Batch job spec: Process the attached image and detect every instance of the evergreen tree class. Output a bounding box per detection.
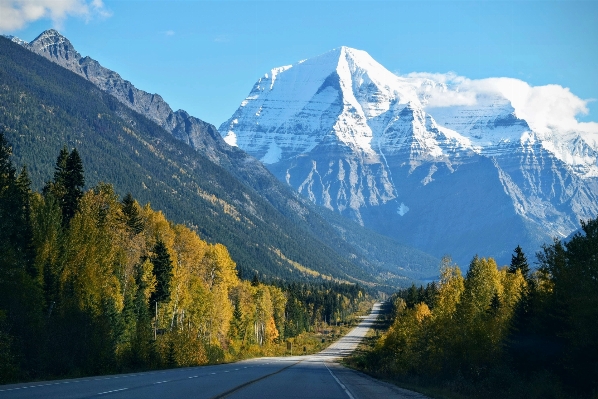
[0,134,35,275]
[508,245,530,280]
[62,148,84,224]
[0,133,18,270]
[404,284,418,308]
[15,167,36,278]
[43,147,85,226]
[538,218,598,393]
[0,133,45,382]
[150,240,173,305]
[229,298,243,340]
[53,147,69,190]
[121,193,144,235]
[251,272,260,287]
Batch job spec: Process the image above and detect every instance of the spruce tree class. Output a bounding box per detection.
[150,240,173,305]
[0,134,34,274]
[53,147,69,189]
[121,193,144,235]
[508,245,530,280]
[16,166,35,278]
[43,147,85,226]
[0,133,17,250]
[62,148,84,225]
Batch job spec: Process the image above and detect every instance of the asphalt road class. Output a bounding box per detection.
[0,303,428,399]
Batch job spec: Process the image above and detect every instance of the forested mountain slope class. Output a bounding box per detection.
[0,36,438,285]
[6,31,441,283]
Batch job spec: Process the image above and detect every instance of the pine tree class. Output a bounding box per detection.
[62,148,84,225]
[121,193,144,235]
[0,132,18,264]
[404,284,418,308]
[150,240,173,305]
[53,147,69,189]
[16,166,36,278]
[43,147,85,226]
[251,272,260,287]
[0,134,34,274]
[508,245,530,280]
[0,133,45,381]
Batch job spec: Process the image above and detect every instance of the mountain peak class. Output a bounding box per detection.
[301,46,379,73]
[36,28,63,38]
[31,29,71,45]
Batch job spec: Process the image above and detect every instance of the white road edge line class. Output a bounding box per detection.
[325,363,355,399]
[98,388,128,395]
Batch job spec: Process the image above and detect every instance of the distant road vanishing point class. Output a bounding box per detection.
[0,303,428,399]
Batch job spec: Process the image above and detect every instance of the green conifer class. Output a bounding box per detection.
[150,240,173,304]
[121,193,144,235]
[62,148,84,224]
[508,245,530,280]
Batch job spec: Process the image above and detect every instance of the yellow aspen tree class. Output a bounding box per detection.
[186,275,211,338]
[201,244,237,346]
[168,225,207,331]
[253,285,274,346]
[265,316,279,344]
[495,267,526,340]
[59,185,124,316]
[454,256,503,368]
[414,302,432,323]
[434,259,465,320]
[231,281,256,346]
[268,285,286,340]
[141,205,176,254]
[30,193,62,287]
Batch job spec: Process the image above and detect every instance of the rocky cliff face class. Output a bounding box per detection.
[220,46,598,265]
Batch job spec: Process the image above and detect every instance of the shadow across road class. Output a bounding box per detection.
[0,303,428,399]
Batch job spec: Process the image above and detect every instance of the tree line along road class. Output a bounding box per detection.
[0,303,429,399]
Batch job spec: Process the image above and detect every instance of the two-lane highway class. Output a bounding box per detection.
[0,303,429,399]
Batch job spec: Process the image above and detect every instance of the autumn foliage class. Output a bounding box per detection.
[365,226,598,398]
[0,138,368,382]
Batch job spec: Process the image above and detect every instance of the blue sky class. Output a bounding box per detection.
[2,0,597,127]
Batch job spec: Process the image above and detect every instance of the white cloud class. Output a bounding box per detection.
[0,0,111,33]
[164,30,175,36]
[405,72,598,135]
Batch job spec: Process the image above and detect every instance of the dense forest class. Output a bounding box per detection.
[352,230,598,398]
[0,134,369,383]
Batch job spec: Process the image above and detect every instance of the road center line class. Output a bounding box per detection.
[209,360,302,399]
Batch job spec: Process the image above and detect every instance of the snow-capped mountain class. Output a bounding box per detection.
[220,46,598,265]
